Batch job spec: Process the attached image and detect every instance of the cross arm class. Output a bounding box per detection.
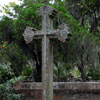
[50,24,72,42]
[23,26,42,44]
[23,24,72,44]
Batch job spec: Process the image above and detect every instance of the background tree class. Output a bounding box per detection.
[0,0,100,82]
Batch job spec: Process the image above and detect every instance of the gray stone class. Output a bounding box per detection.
[23,5,72,100]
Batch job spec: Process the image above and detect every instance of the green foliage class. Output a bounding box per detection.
[0,0,100,82]
[0,64,14,83]
[71,67,81,79]
[53,3,100,81]
[0,64,24,100]
[22,64,35,81]
[12,3,44,41]
[87,68,100,80]
[0,41,23,75]
[54,62,68,82]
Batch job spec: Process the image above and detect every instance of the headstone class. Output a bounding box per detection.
[23,5,72,100]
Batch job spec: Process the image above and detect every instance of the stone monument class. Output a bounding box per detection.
[23,5,71,100]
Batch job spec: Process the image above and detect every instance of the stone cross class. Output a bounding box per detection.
[23,5,71,100]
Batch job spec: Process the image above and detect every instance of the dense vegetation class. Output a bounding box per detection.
[0,0,100,91]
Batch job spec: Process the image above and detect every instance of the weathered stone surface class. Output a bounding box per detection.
[23,26,41,44]
[15,82,100,92]
[54,24,72,42]
[23,5,72,100]
[23,24,72,43]
[23,26,35,44]
[15,82,100,100]
[38,5,57,18]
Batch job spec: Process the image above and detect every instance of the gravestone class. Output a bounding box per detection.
[23,5,71,100]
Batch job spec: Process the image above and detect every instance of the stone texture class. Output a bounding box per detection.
[23,5,72,100]
[15,82,100,100]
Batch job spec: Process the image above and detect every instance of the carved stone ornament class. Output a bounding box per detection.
[38,5,57,18]
[23,26,35,44]
[57,24,72,42]
[50,24,72,42]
